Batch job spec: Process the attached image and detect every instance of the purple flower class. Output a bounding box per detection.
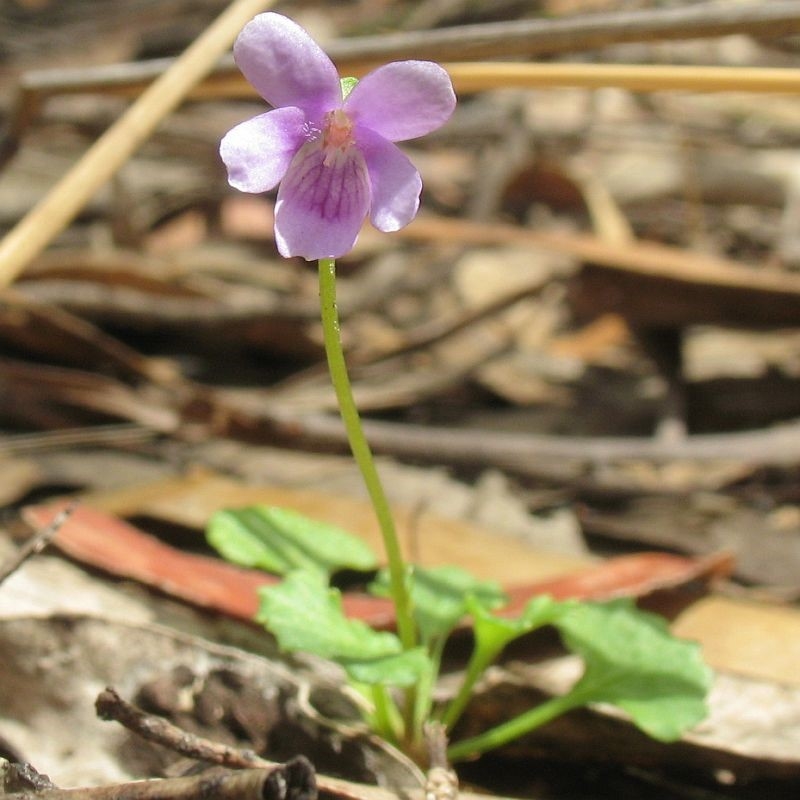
[220,13,456,260]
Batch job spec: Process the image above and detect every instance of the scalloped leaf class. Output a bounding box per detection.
[471,594,567,664]
[257,570,428,686]
[207,505,377,578]
[556,599,712,741]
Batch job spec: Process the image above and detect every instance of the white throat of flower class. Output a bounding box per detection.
[321,108,356,167]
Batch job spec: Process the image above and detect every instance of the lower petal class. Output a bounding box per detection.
[358,129,422,232]
[220,107,306,193]
[274,140,371,260]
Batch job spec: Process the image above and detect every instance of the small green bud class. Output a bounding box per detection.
[340,76,359,99]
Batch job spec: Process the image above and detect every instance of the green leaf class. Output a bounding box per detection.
[448,598,712,761]
[342,648,432,686]
[206,505,378,579]
[257,571,428,686]
[372,565,506,646]
[471,594,567,664]
[555,600,712,741]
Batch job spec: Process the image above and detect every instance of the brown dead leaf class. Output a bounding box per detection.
[0,457,41,506]
[673,595,800,688]
[65,469,590,585]
[549,313,632,363]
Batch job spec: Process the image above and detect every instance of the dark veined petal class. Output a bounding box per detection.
[358,127,421,232]
[234,13,341,116]
[274,140,371,259]
[344,61,455,142]
[220,107,307,193]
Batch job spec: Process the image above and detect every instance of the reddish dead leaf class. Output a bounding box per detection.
[23,502,273,621]
[548,313,631,362]
[23,501,728,628]
[502,550,734,620]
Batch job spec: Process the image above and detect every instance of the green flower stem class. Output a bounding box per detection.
[318,257,416,652]
[447,691,586,762]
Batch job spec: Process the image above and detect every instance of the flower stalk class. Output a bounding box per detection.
[318,257,417,654]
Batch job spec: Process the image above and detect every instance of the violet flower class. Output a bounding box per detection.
[220,13,456,260]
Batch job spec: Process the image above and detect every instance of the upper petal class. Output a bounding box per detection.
[274,141,371,259]
[344,61,456,142]
[234,13,341,116]
[220,106,307,193]
[358,127,421,232]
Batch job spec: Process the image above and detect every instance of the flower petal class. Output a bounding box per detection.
[358,127,421,232]
[345,61,456,142]
[274,141,371,259]
[234,13,341,116]
[220,107,307,193]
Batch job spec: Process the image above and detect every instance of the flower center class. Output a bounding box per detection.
[321,109,355,167]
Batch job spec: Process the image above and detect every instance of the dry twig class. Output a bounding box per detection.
[0,501,77,587]
[0,424,155,458]
[8,0,800,109]
[444,62,800,94]
[423,724,458,800]
[95,688,266,770]
[1,766,315,800]
[93,689,506,800]
[328,0,800,63]
[0,0,278,289]
[279,411,800,470]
